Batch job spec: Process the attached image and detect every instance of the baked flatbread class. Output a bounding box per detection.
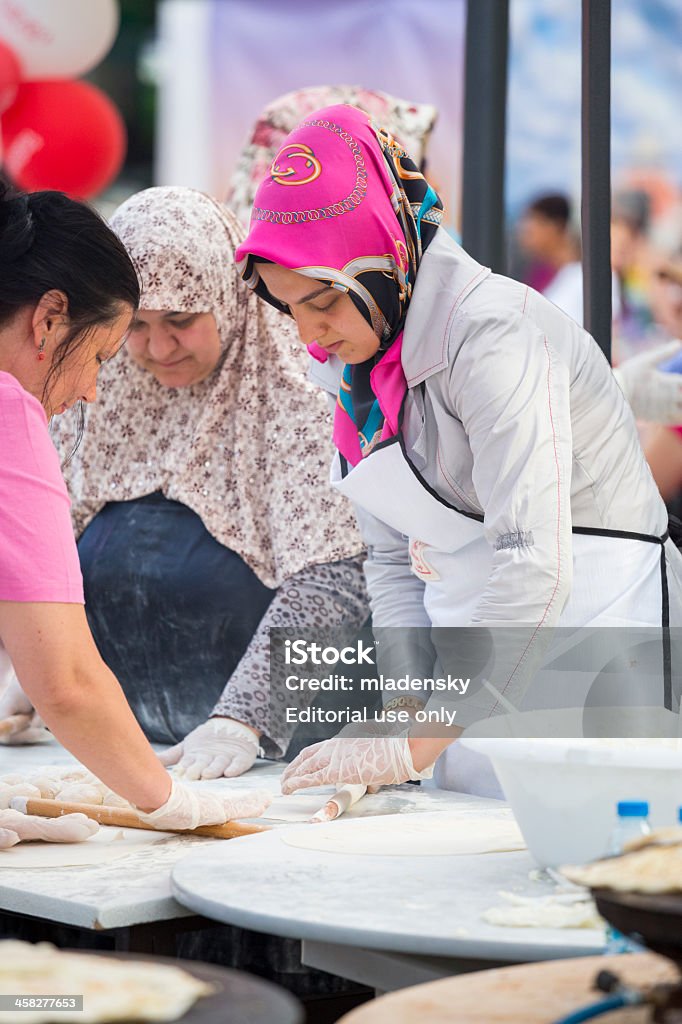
[563,845,682,894]
[624,825,682,852]
[0,941,214,1022]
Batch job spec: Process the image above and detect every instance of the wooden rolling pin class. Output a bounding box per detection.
[9,796,270,840]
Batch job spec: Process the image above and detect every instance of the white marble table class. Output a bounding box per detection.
[0,742,462,939]
[171,803,605,992]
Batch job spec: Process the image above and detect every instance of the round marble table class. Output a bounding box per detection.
[171,816,604,963]
[336,953,678,1024]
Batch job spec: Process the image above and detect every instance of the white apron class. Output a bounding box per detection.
[331,433,674,798]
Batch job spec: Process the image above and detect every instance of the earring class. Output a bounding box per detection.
[37,337,46,362]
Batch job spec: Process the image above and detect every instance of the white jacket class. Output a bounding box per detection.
[309,229,680,630]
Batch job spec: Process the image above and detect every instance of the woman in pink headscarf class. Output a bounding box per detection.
[235,104,682,798]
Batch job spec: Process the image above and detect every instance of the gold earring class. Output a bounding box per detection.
[37,337,46,362]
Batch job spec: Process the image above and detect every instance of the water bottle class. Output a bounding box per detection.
[604,801,650,954]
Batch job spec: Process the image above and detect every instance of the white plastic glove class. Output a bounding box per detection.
[0,783,41,809]
[281,735,434,795]
[158,718,260,780]
[0,668,50,745]
[0,808,99,849]
[135,777,271,831]
[613,339,682,424]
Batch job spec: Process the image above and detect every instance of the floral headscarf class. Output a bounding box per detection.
[52,186,363,586]
[226,85,437,228]
[234,104,443,466]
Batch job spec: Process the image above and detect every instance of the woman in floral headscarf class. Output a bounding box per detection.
[45,186,368,777]
[235,103,682,798]
[226,84,437,228]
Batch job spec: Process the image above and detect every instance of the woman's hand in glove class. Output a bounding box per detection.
[0,671,51,745]
[136,777,271,831]
[281,735,434,795]
[158,718,260,780]
[613,339,682,424]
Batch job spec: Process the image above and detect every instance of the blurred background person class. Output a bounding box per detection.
[516,192,579,296]
[642,250,682,503]
[515,190,682,428]
[611,189,656,357]
[516,191,622,329]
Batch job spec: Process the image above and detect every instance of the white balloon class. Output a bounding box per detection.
[0,0,119,79]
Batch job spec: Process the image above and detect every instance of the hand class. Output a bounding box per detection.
[135,777,271,831]
[281,735,434,795]
[158,718,259,780]
[613,340,682,424]
[0,808,99,849]
[0,670,50,745]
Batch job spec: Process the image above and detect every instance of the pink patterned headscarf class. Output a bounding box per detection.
[226,85,437,229]
[235,103,443,465]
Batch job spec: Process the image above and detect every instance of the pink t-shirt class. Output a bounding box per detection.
[0,372,84,603]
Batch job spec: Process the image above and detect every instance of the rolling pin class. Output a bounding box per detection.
[9,796,269,840]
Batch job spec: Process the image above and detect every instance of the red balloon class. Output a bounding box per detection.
[1,79,126,198]
[0,39,21,112]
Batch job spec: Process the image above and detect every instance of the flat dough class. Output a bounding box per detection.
[0,826,171,868]
[281,814,526,856]
[482,891,603,930]
[483,900,602,930]
[0,940,213,1022]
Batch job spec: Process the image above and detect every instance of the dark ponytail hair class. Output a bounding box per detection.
[0,183,140,407]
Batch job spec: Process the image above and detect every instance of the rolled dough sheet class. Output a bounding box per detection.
[262,792,348,822]
[280,814,526,856]
[0,826,173,868]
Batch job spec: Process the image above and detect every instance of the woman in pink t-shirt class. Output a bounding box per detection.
[0,185,269,832]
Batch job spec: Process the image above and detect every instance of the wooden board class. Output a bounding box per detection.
[339,953,678,1024]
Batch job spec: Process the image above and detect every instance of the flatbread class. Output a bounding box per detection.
[625,826,682,852]
[563,845,682,894]
[0,941,213,1022]
[280,814,525,856]
[0,826,171,868]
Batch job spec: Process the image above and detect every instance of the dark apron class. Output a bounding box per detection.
[78,492,274,745]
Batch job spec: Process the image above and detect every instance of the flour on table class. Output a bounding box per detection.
[0,826,172,868]
[280,813,526,856]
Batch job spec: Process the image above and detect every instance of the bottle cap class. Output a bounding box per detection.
[617,800,649,817]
